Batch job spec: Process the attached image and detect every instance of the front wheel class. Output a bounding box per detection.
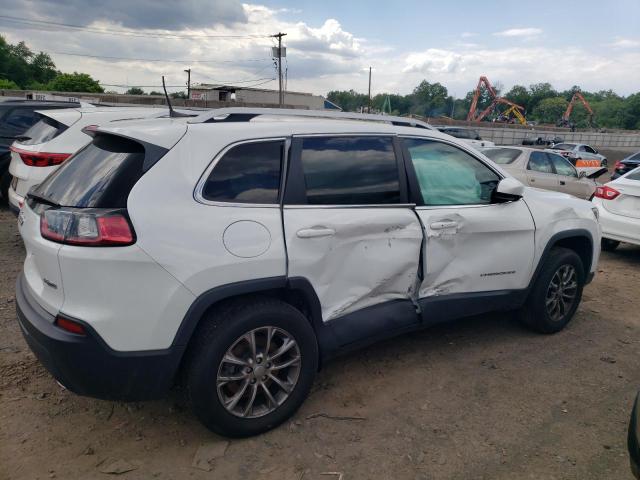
[517,247,585,334]
[601,238,620,252]
[186,298,318,437]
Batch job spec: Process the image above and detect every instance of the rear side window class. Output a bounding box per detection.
[33,135,146,208]
[300,136,400,205]
[548,153,577,177]
[202,141,283,204]
[483,148,521,164]
[4,108,40,130]
[20,115,68,145]
[528,152,554,173]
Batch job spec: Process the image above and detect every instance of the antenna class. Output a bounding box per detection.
[162,76,190,118]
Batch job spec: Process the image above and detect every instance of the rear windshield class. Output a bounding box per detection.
[627,152,640,161]
[626,169,640,181]
[20,115,68,145]
[551,143,575,150]
[483,148,522,164]
[32,134,146,208]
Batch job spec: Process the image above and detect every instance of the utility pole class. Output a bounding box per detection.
[184,68,191,100]
[272,32,287,107]
[367,66,372,113]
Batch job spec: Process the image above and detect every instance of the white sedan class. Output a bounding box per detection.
[592,167,640,251]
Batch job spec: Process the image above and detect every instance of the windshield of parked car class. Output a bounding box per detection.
[551,143,576,151]
[482,148,521,164]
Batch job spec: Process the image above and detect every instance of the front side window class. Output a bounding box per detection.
[548,153,577,177]
[404,138,500,206]
[202,140,283,204]
[300,136,400,205]
[528,151,554,173]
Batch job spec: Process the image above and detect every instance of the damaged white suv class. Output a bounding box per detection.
[15,108,600,437]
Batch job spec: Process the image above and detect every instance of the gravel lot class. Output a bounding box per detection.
[1,152,638,480]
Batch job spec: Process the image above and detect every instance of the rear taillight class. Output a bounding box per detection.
[594,185,620,200]
[55,315,86,335]
[614,161,624,170]
[10,146,71,167]
[40,209,135,246]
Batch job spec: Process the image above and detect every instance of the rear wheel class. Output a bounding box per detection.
[601,238,620,252]
[517,247,585,334]
[186,298,318,437]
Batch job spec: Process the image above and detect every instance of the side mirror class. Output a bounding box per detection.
[578,170,587,178]
[493,177,524,203]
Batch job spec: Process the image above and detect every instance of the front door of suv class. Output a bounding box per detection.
[401,138,535,320]
[283,135,424,326]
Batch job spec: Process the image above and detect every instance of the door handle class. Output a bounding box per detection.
[296,227,336,239]
[560,180,566,185]
[429,221,459,230]
[529,178,535,182]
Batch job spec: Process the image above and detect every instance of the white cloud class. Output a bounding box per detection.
[608,37,640,48]
[493,27,542,37]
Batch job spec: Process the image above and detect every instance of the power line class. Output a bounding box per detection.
[48,51,271,64]
[0,15,272,39]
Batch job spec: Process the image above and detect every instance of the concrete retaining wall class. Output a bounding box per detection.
[475,127,640,149]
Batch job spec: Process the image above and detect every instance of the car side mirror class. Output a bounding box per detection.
[493,177,524,203]
[578,171,587,178]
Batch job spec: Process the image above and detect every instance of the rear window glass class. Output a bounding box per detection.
[300,136,400,205]
[626,169,640,181]
[628,152,640,161]
[3,108,40,130]
[551,143,575,150]
[20,115,68,145]
[32,135,145,208]
[483,148,521,164]
[202,141,283,204]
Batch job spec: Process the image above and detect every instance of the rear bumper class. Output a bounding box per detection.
[7,186,22,213]
[596,202,640,246]
[15,273,184,401]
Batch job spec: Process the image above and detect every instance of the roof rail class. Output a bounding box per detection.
[188,107,434,130]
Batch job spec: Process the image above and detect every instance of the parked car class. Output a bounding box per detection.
[7,106,194,214]
[0,100,82,204]
[482,146,606,200]
[548,143,607,167]
[15,108,600,437]
[592,166,640,251]
[521,134,563,146]
[436,126,495,148]
[612,151,640,180]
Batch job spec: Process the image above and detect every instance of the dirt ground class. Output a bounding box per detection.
[1,150,639,480]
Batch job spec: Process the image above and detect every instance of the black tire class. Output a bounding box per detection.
[517,247,585,334]
[186,297,318,437]
[0,167,11,206]
[601,238,620,252]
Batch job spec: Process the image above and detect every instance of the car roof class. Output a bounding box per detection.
[0,100,81,107]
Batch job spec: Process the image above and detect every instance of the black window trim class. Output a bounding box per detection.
[194,136,288,209]
[399,135,505,208]
[282,133,411,208]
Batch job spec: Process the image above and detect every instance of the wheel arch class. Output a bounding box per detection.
[530,229,594,289]
[172,276,334,369]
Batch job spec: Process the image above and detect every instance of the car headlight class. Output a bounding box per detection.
[591,207,599,221]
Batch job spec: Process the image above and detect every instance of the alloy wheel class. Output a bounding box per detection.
[545,264,578,322]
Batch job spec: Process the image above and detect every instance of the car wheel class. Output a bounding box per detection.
[517,247,585,334]
[0,167,11,206]
[601,238,620,252]
[186,297,318,437]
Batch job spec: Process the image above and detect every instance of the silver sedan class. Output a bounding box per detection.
[482,146,606,200]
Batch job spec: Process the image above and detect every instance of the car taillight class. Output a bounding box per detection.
[40,209,135,246]
[10,146,71,167]
[614,161,624,170]
[594,185,620,200]
[55,315,86,335]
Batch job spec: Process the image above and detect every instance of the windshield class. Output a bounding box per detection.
[20,115,68,145]
[483,148,522,164]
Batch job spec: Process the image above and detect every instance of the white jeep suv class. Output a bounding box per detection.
[15,108,600,437]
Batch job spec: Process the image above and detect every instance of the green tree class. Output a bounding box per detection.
[0,78,19,89]
[528,82,558,114]
[29,52,58,84]
[327,89,369,112]
[533,97,568,124]
[125,87,145,95]
[47,72,104,93]
[504,85,530,112]
[170,91,187,99]
[411,80,448,116]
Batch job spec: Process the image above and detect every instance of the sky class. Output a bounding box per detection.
[1,0,639,98]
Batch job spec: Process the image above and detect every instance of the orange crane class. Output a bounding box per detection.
[557,92,594,127]
[466,75,526,124]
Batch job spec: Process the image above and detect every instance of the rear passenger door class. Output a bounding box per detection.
[282,135,424,323]
[526,151,560,191]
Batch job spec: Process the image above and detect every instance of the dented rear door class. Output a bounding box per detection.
[283,135,423,322]
[402,137,535,299]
